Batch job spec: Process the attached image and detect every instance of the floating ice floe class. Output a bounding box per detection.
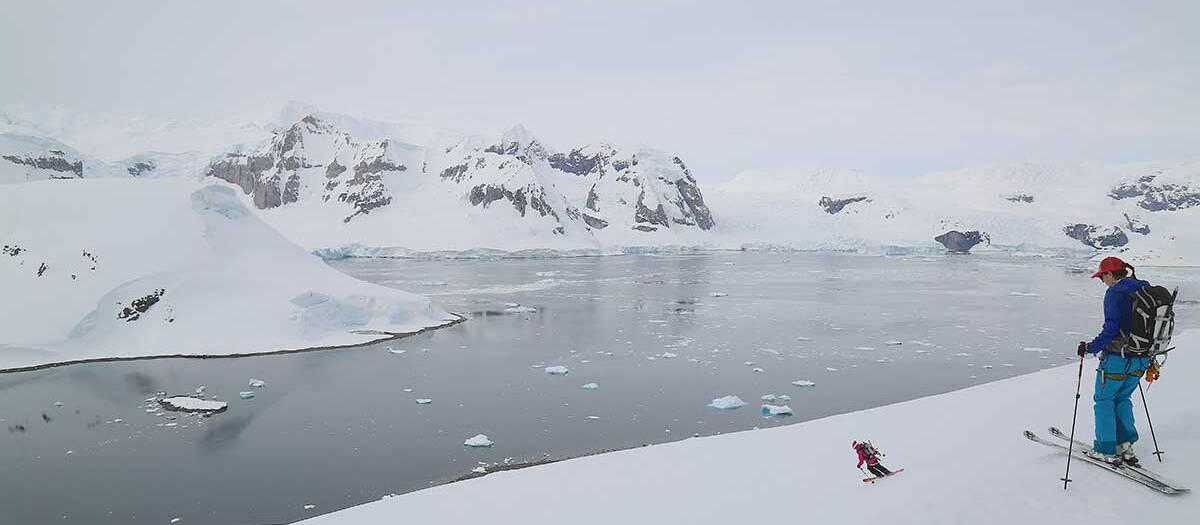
[795,336,812,341]
[825,367,839,372]
[1023,347,1051,353]
[586,415,600,420]
[248,378,266,388]
[792,380,816,387]
[387,348,407,354]
[751,367,765,373]
[660,352,679,359]
[54,401,64,407]
[160,396,228,413]
[761,394,778,402]
[471,466,488,474]
[710,292,729,297]
[708,395,747,410]
[504,304,538,313]
[304,504,317,510]
[464,434,494,447]
[416,399,432,404]
[885,341,904,346]
[238,391,255,399]
[744,361,756,366]
[854,347,875,351]
[761,404,793,416]
[1010,291,1040,297]
[195,386,207,394]
[544,366,569,375]
[581,383,599,390]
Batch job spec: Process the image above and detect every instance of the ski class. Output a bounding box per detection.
[862,468,904,483]
[1024,430,1181,494]
[1047,426,1189,493]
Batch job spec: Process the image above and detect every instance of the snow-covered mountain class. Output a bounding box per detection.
[201,113,716,252]
[708,160,1200,265]
[0,178,457,371]
[4,103,1200,264]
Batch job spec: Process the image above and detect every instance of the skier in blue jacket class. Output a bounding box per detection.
[1078,256,1152,466]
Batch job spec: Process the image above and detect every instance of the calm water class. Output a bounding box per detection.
[2,252,1196,524]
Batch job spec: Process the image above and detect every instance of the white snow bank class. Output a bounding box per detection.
[300,331,1200,525]
[0,179,457,371]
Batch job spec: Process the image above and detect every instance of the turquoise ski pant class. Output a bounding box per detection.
[1093,354,1151,455]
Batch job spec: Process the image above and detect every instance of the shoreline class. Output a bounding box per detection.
[0,313,466,374]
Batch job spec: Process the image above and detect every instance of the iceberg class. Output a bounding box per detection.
[708,395,747,410]
[464,434,494,447]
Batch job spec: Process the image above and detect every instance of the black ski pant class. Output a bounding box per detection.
[867,464,891,477]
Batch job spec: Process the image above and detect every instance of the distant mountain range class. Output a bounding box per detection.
[2,103,1198,264]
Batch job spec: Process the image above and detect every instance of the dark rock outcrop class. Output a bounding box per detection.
[117,289,166,322]
[1005,193,1034,203]
[126,160,156,177]
[1064,224,1129,249]
[2,152,84,178]
[935,230,991,253]
[1123,213,1150,235]
[819,196,869,214]
[1109,173,1200,211]
[548,147,609,176]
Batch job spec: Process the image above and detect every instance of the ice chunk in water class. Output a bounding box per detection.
[416,399,433,404]
[708,395,747,410]
[761,404,793,416]
[239,391,255,399]
[464,434,494,447]
[778,394,792,402]
[544,366,569,375]
[249,378,266,388]
[751,367,765,373]
[792,380,816,387]
[885,341,904,346]
[659,352,679,359]
[504,304,537,313]
[304,504,316,510]
[710,292,729,297]
[581,383,599,390]
[161,396,227,413]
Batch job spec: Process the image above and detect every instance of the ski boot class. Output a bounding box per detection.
[1084,448,1123,467]
[1117,442,1140,467]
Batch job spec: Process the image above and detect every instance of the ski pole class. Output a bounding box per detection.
[1137,381,1164,462]
[1062,352,1085,490]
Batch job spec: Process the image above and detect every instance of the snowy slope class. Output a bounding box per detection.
[0,178,457,371]
[709,160,1200,264]
[300,330,1200,525]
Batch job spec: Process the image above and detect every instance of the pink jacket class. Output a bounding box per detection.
[855,444,879,467]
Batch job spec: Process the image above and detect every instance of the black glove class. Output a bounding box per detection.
[1077,341,1088,357]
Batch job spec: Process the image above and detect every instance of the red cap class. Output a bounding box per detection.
[1091,256,1127,278]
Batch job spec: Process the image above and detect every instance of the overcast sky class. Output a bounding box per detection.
[3,0,1198,180]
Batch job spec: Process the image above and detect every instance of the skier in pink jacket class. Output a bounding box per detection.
[854,441,892,477]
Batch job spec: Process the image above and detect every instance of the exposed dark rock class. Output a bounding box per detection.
[283,173,301,205]
[1109,173,1200,211]
[672,165,715,230]
[582,214,609,229]
[633,225,658,232]
[935,230,991,253]
[206,153,279,208]
[819,196,869,214]
[3,153,84,178]
[1063,224,1129,249]
[36,262,47,277]
[440,162,471,183]
[1123,213,1150,235]
[485,137,548,166]
[468,184,559,221]
[325,159,346,179]
[634,192,669,228]
[548,148,608,176]
[117,289,165,322]
[1005,193,1034,203]
[126,160,156,177]
[585,186,600,212]
[2,244,22,256]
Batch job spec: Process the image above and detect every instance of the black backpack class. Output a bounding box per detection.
[1125,285,1178,357]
